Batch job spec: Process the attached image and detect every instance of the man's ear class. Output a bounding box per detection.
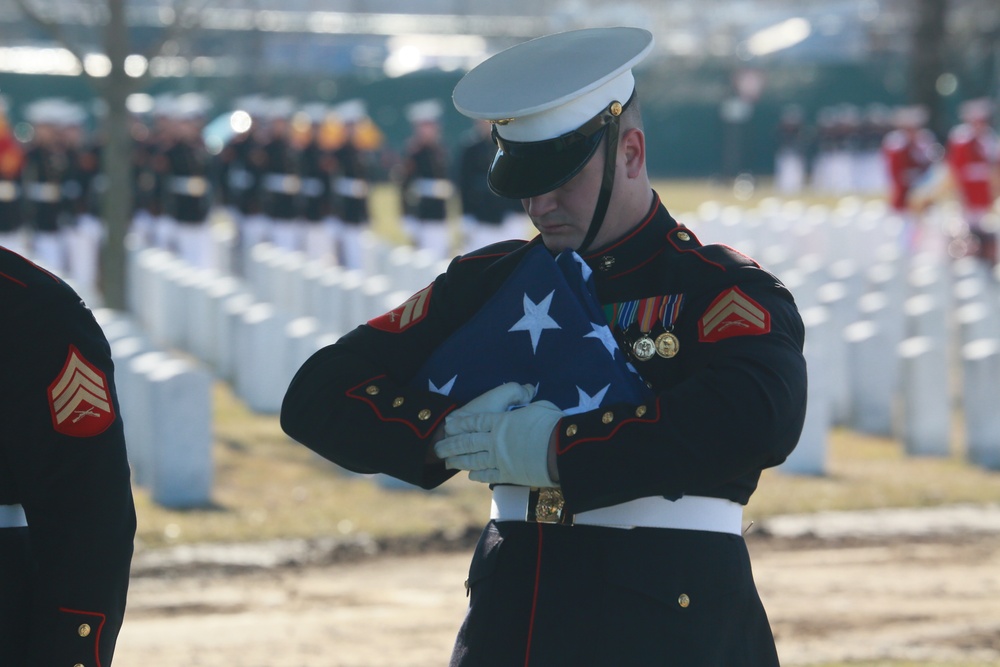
[620,128,645,179]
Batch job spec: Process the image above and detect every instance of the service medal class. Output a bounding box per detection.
[655,332,680,358]
[632,335,656,361]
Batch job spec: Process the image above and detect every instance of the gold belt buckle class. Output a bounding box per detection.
[527,488,567,524]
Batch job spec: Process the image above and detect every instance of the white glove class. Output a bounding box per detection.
[452,382,534,419]
[435,400,563,488]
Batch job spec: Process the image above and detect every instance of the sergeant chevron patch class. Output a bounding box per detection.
[47,345,115,437]
[698,287,771,343]
[368,284,433,333]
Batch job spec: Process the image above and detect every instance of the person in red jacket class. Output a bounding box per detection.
[946,98,999,264]
[881,105,941,251]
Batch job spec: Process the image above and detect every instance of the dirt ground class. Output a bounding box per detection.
[113,507,1000,667]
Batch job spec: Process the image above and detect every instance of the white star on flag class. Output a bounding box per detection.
[584,321,620,358]
[567,384,611,415]
[429,375,458,396]
[508,290,561,353]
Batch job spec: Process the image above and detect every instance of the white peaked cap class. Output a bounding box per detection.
[334,99,368,124]
[453,27,653,143]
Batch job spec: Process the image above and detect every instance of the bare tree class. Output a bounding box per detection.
[908,0,949,136]
[14,0,209,309]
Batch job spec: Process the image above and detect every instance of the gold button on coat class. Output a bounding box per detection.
[417,409,431,421]
[77,623,91,637]
[601,411,614,424]
[365,385,379,395]
[677,231,691,241]
[635,405,647,417]
[565,424,578,437]
[678,593,690,608]
[392,397,405,407]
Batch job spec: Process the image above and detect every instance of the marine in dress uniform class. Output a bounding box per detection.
[0,96,26,254]
[774,104,808,196]
[281,28,806,666]
[297,103,337,265]
[160,94,215,270]
[946,98,999,265]
[59,104,105,302]
[22,100,70,274]
[0,245,136,666]
[260,98,304,253]
[332,99,375,271]
[401,99,454,261]
[457,119,529,253]
[219,96,269,271]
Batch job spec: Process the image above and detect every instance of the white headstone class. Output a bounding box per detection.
[844,320,896,436]
[147,359,214,508]
[898,336,952,457]
[234,302,290,414]
[782,306,829,475]
[961,339,1000,470]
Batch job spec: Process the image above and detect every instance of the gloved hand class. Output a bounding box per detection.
[452,382,535,418]
[435,400,563,487]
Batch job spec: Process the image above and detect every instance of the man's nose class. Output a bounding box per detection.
[523,193,557,217]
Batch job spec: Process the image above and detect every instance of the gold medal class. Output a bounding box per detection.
[632,335,656,361]
[655,332,680,358]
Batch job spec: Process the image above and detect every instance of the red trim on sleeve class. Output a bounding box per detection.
[555,397,661,455]
[0,270,27,287]
[345,374,454,439]
[58,607,107,667]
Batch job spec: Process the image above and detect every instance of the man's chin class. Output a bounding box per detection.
[539,233,579,254]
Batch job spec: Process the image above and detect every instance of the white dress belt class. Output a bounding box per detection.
[410,178,454,199]
[490,486,744,535]
[0,504,27,529]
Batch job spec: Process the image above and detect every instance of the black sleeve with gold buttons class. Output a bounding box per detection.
[281,241,532,489]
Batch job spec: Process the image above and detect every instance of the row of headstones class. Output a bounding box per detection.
[93,308,214,509]
[121,201,1000,493]
[682,202,1000,475]
[122,232,451,494]
[126,232,449,413]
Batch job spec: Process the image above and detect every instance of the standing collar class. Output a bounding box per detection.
[581,191,676,278]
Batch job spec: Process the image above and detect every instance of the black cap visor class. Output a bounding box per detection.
[488,122,608,199]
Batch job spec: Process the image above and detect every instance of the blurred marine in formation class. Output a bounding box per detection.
[401,99,453,262]
[332,99,375,271]
[260,98,302,253]
[0,96,25,255]
[158,93,215,270]
[456,118,529,253]
[297,103,337,265]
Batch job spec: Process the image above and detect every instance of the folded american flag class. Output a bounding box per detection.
[412,245,652,415]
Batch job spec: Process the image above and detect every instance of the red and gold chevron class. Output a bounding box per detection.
[47,345,115,437]
[698,287,771,343]
[368,284,433,333]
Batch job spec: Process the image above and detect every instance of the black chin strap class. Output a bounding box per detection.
[576,112,621,255]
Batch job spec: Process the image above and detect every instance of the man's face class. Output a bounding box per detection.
[522,143,614,253]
